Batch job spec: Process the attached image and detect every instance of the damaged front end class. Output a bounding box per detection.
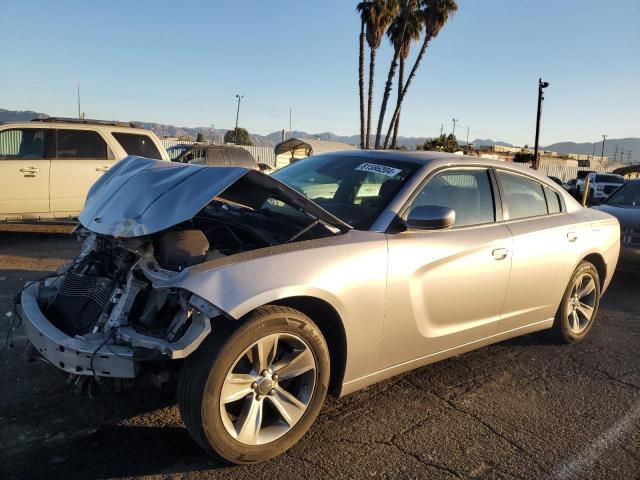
[20,230,221,380]
[18,157,349,383]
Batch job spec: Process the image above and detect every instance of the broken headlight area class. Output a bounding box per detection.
[28,231,221,376]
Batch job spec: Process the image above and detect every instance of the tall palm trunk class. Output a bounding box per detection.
[389,57,404,149]
[358,22,366,149]
[374,49,399,149]
[385,34,432,144]
[366,47,377,149]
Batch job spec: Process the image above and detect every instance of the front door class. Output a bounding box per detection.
[0,127,51,216]
[49,129,116,214]
[380,168,512,369]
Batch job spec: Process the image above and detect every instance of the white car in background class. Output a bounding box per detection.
[0,118,169,221]
[583,172,626,204]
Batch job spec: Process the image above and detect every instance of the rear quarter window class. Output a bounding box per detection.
[112,132,162,160]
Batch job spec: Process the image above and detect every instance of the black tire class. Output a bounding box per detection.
[177,305,330,464]
[551,261,601,344]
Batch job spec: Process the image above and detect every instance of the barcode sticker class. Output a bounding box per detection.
[355,163,402,177]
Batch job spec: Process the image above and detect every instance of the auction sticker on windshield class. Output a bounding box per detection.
[355,163,402,177]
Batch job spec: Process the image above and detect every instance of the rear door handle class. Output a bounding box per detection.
[567,232,578,242]
[492,248,509,260]
[19,167,40,173]
[95,166,110,172]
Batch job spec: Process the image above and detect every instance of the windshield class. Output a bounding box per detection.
[604,181,640,207]
[271,155,419,229]
[595,174,625,184]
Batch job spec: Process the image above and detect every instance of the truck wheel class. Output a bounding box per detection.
[177,305,330,464]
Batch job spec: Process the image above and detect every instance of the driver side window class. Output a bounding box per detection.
[409,169,495,227]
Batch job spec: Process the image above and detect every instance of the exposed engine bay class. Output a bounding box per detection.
[24,198,338,382]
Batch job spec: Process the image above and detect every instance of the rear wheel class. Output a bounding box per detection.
[551,261,601,343]
[177,305,329,464]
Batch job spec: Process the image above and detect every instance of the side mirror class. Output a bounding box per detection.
[406,205,455,230]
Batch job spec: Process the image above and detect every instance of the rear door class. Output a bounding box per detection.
[0,127,51,217]
[49,129,116,214]
[495,169,582,332]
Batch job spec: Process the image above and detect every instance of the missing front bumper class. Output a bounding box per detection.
[20,282,137,378]
[19,282,218,379]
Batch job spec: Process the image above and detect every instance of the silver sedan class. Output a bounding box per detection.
[18,151,620,463]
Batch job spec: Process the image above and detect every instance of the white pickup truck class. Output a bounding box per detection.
[581,172,626,204]
[0,118,169,221]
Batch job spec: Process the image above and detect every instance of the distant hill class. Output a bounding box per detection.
[2,108,635,159]
[0,108,48,123]
[544,138,639,163]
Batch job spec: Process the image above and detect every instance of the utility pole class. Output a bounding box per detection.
[619,148,624,163]
[601,134,607,163]
[626,150,633,164]
[591,142,596,161]
[466,125,470,146]
[452,118,459,137]
[77,83,81,119]
[612,145,619,163]
[533,78,550,170]
[440,124,443,137]
[234,94,243,145]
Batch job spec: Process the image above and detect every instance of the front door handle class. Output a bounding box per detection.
[19,167,40,173]
[95,165,110,172]
[492,248,509,260]
[567,232,578,242]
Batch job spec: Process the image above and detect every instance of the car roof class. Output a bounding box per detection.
[314,149,540,171]
[0,120,156,135]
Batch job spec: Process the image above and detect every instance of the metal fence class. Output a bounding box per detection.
[531,163,617,183]
[0,129,23,155]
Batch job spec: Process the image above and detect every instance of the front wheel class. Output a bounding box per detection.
[177,305,330,464]
[551,261,601,343]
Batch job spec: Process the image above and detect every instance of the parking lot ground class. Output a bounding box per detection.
[0,225,639,480]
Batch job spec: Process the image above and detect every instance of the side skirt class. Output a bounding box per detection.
[339,317,554,397]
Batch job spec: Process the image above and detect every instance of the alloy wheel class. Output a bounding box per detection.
[566,273,597,334]
[218,333,317,445]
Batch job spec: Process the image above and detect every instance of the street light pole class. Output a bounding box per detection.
[533,78,549,170]
[234,94,243,145]
[451,118,459,137]
[601,134,607,163]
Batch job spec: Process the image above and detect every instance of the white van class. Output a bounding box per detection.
[0,118,169,221]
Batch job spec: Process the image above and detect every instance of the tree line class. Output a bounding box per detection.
[357,0,457,150]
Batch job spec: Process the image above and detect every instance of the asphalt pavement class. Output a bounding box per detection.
[0,224,639,480]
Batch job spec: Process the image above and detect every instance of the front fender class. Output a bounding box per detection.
[172,230,389,384]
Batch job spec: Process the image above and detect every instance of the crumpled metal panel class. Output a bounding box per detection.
[79,156,249,237]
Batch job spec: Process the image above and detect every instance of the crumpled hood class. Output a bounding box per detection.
[79,156,350,237]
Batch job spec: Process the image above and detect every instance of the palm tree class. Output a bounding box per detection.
[356,1,371,149]
[384,0,458,146]
[385,3,423,148]
[374,0,417,149]
[359,0,397,149]
[424,133,458,152]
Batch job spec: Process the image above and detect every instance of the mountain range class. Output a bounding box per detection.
[1,108,636,161]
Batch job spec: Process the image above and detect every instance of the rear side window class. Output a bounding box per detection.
[112,132,162,160]
[0,128,46,159]
[410,169,495,227]
[496,171,548,220]
[56,129,107,159]
[544,186,562,214]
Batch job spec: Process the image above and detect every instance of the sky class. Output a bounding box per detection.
[1,0,639,146]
